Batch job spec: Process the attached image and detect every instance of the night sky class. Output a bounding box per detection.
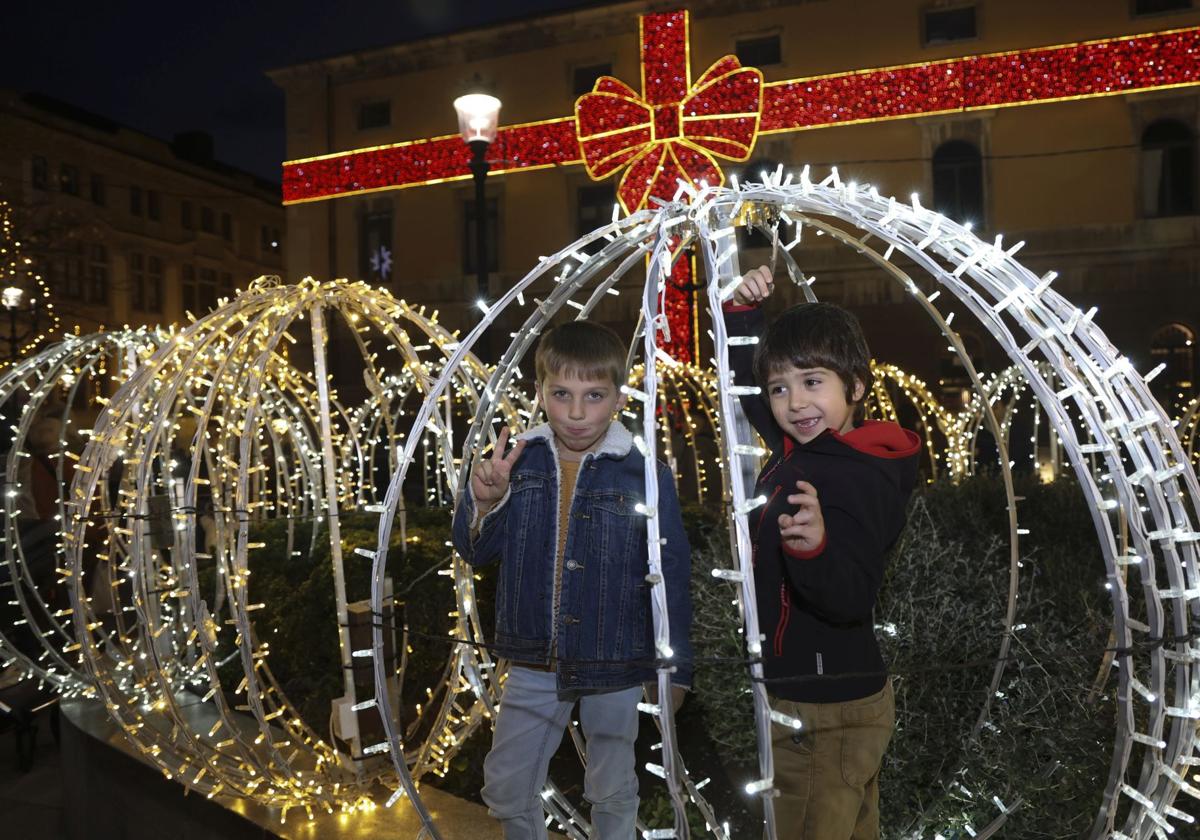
[3,1,604,184]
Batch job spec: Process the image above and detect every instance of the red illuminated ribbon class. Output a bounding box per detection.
[282,22,1200,204]
[575,13,761,212]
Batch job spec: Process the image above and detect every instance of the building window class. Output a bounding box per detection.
[1150,323,1195,405]
[359,207,394,282]
[357,100,391,130]
[130,253,145,310]
[1134,0,1192,15]
[932,139,984,225]
[57,242,85,300]
[577,183,616,241]
[147,190,161,221]
[735,35,782,67]
[200,268,219,310]
[923,4,977,45]
[261,225,281,253]
[130,253,163,313]
[130,186,143,216]
[90,174,106,206]
[1141,119,1196,217]
[573,63,612,96]
[60,164,79,196]
[200,206,215,233]
[199,267,217,310]
[147,257,163,312]
[88,244,108,305]
[220,211,232,242]
[463,197,499,274]
[182,265,195,313]
[183,268,232,309]
[130,252,144,309]
[32,155,48,190]
[181,200,194,230]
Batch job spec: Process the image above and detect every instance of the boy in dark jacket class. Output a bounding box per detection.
[725,266,919,839]
[451,320,692,840]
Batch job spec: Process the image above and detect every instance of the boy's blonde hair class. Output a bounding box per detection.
[534,320,628,387]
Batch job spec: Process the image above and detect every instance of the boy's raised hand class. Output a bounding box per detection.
[732,264,775,306]
[471,426,527,516]
[778,480,825,554]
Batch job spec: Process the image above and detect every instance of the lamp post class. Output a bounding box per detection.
[3,285,31,362]
[453,91,501,303]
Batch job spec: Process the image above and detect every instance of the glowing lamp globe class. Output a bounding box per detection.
[453,93,501,144]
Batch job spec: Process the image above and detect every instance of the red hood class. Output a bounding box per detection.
[783,420,921,459]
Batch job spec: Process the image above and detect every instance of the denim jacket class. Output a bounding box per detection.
[452,421,693,693]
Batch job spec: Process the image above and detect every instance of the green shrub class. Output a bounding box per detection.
[686,474,1120,837]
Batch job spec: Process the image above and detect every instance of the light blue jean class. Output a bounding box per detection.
[482,666,641,839]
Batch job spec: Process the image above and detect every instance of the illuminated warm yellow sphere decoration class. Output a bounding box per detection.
[866,363,963,480]
[62,278,512,825]
[0,199,59,363]
[1181,395,1199,473]
[959,361,1069,482]
[0,329,162,694]
[629,360,725,504]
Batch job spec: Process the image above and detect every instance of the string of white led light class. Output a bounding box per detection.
[686,172,1199,838]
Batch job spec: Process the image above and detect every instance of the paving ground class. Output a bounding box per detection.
[0,710,65,839]
[0,702,505,840]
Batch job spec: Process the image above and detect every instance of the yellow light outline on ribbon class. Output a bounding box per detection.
[283,22,1200,202]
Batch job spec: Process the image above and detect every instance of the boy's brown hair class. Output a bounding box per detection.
[534,320,628,387]
[753,302,874,422]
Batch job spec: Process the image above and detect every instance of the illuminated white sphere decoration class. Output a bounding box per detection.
[363,173,1199,839]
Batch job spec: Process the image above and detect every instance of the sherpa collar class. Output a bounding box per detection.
[518,421,634,460]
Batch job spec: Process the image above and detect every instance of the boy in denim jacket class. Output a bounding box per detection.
[452,320,692,840]
[726,267,919,839]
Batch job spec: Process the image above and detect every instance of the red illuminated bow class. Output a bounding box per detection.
[575,56,763,213]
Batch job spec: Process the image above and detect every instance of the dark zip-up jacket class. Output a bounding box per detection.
[726,305,920,703]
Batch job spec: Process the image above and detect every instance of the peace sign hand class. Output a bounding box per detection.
[471,426,527,517]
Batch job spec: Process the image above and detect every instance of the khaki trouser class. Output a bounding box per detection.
[770,680,895,840]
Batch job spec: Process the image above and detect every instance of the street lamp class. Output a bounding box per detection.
[453,91,501,303]
[4,285,26,361]
[2,285,42,363]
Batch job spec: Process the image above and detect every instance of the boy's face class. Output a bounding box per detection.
[766,364,864,445]
[538,370,627,459]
